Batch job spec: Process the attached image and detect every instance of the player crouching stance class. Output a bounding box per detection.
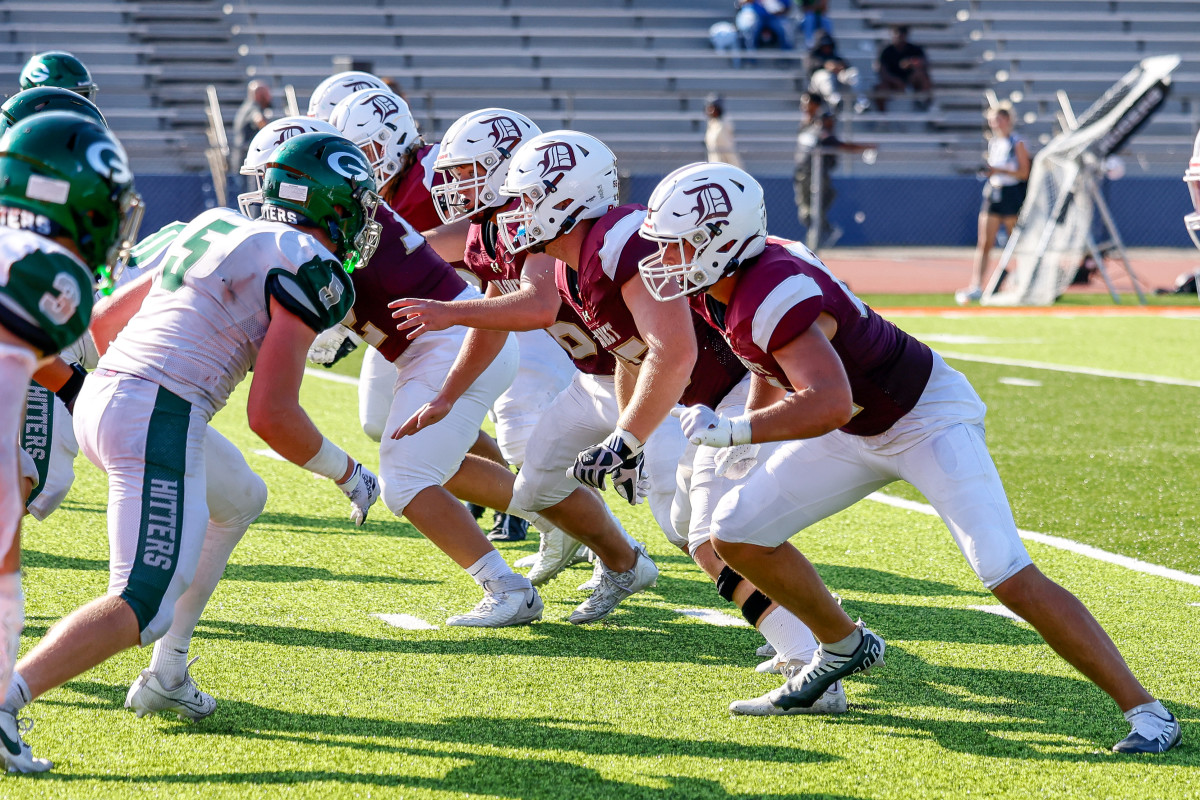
[0,112,141,772]
[637,162,1179,753]
[1,133,383,772]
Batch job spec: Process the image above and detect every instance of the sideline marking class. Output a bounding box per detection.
[969,605,1027,623]
[304,367,359,386]
[675,608,750,627]
[997,377,1042,387]
[919,334,1042,345]
[868,492,1200,588]
[372,613,438,630]
[253,448,288,462]
[937,351,1200,388]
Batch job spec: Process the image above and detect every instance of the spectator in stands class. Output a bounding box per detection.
[874,25,933,112]
[736,0,795,54]
[794,92,875,249]
[709,20,743,68]
[805,30,841,76]
[798,0,834,49]
[809,57,860,113]
[704,94,744,168]
[231,80,275,180]
[957,105,1031,304]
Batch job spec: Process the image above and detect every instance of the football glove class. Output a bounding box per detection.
[713,443,761,480]
[571,428,648,505]
[337,462,380,526]
[307,324,359,368]
[670,405,752,448]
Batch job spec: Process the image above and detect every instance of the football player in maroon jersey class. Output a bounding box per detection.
[637,161,1179,753]
[389,132,844,699]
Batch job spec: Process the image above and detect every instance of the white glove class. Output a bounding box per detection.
[337,462,380,525]
[670,405,753,448]
[713,443,761,480]
[307,324,359,367]
[570,428,648,505]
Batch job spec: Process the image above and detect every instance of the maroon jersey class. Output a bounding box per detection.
[557,204,746,407]
[389,143,444,233]
[463,201,614,376]
[689,240,933,436]
[344,202,467,362]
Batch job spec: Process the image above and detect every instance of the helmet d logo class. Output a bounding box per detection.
[534,142,576,178]
[483,116,522,153]
[85,141,132,184]
[368,94,399,122]
[273,125,311,145]
[343,79,376,93]
[328,150,371,181]
[680,183,732,226]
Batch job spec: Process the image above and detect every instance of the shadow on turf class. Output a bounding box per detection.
[833,643,1200,760]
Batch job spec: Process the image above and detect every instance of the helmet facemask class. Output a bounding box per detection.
[638,225,728,302]
[1185,164,1200,250]
[341,186,382,272]
[95,186,145,294]
[432,156,499,226]
[495,182,555,254]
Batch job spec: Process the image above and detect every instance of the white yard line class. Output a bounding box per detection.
[304,367,360,386]
[372,613,438,630]
[674,608,751,627]
[997,377,1043,387]
[869,493,1200,588]
[968,605,1027,623]
[937,351,1200,388]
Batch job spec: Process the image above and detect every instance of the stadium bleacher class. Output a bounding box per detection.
[2,0,1197,177]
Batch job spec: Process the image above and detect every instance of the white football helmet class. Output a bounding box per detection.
[307,71,390,121]
[328,89,422,189]
[638,162,767,301]
[431,108,542,225]
[496,130,619,253]
[1184,128,1200,250]
[237,116,340,217]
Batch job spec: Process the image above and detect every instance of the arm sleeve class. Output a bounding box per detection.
[266,256,356,333]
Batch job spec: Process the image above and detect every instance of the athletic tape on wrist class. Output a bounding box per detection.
[303,436,351,480]
[612,426,645,456]
[728,415,753,446]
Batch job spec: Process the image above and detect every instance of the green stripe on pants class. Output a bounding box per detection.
[20,382,53,506]
[121,385,191,633]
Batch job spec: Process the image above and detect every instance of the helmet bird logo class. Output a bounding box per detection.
[483,115,522,152]
[680,183,732,226]
[368,94,399,123]
[327,151,371,181]
[85,141,132,185]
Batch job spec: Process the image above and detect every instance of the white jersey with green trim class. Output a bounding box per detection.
[99,207,353,418]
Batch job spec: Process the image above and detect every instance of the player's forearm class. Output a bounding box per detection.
[744,389,853,443]
[444,291,557,332]
[615,349,692,442]
[437,328,509,405]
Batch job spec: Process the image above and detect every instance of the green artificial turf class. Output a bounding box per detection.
[8,314,1200,798]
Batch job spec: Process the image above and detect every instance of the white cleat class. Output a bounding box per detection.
[569,548,657,624]
[729,680,847,716]
[577,560,603,593]
[0,709,52,773]
[125,656,217,721]
[756,642,777,659]
[446,576,543,627]
[524,528,587,586]
[514,554,538,570]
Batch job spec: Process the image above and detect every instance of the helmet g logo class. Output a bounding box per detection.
[534,142,576,178]
[85,141,133,185]
[328,150,371,181]
[24,64,51,84]
[368,94,399,122]
[483,115,522,153]
[680,183,732,226]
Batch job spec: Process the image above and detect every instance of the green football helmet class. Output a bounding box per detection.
[0,111,143,290]
[19,51,98,100]
[0,87,107,136]
[254,132,382,271]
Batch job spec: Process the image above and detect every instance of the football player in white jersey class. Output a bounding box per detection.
[1,133,383,772]
[0,111,142,772]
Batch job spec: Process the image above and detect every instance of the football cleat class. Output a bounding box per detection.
[486,512,528,542]
[577,560,603,593]
[513,553,538,569]
[756,642,777,659]
[125,656,216,721]
[524,528,587,586]
[569,548,658,624]
[446,576,542,627]
[0,710,52,773]
[1113,710,1181,754]
[729,680,847,716]
[748,623,883,711]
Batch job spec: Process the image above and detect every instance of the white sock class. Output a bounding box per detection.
[466,550,513,586]
[148,633,191,688]
[756,606,818,664]
[1125,700,1172,739]
[0,572,22,704]
[3,671,30,712]
[823,625,863,657]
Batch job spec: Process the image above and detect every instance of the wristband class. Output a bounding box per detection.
[303,436,351,480]
[728,415,753,446]
[613,426,645,457]
[55,362,88,409]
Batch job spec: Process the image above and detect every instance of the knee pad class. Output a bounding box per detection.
[360,420,385,444]
[213,472,268,532]
[17,447,38,493]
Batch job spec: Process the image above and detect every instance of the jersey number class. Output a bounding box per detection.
[161,219,238,292]
[38,273,81,326]
[547,321,598,361]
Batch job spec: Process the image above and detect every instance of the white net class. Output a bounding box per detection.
[984,55,1179,306]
